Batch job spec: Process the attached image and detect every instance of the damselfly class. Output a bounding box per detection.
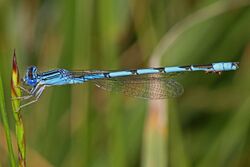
[16,62,239,109]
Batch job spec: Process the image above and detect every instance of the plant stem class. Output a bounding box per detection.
[11,50,26,167]
[0,75,16,167]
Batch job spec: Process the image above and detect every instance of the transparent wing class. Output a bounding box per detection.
[91,73,184,99]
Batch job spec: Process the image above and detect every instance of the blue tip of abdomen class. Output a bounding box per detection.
[213,62,239,71]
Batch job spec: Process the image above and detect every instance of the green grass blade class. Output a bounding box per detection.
[198,97,250,167]
[169,101,190,167]
[0,75,16,167]
[11,51,26,167]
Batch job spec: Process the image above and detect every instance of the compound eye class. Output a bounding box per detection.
[27,66,37,80]
[28,69,33,79]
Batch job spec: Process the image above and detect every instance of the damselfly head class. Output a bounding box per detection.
[23,66,38,87]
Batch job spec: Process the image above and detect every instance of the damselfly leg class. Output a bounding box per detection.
[12,83,47,111]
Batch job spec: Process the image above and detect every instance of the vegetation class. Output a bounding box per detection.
[0,0,250,166]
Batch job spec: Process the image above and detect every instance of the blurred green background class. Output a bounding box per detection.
[1,0,250,166]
